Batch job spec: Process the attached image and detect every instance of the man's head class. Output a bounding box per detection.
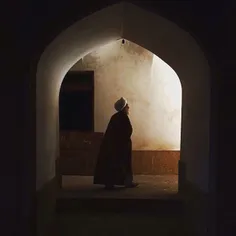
[114,97,129,115]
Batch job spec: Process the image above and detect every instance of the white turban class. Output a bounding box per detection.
[114,97,128,111]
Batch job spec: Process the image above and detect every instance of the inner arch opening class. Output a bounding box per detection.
[59,39,182,195]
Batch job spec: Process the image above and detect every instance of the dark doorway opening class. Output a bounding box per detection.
[59,71,94,131]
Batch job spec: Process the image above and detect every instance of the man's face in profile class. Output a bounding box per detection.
[124,104,130,115]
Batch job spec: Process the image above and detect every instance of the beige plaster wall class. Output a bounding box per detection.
[70,39,181,150]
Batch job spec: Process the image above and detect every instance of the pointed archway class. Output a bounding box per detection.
[36,2,210,196]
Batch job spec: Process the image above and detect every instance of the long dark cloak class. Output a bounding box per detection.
[93,111,133,186]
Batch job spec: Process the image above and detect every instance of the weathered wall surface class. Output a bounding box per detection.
[71,39,182,150]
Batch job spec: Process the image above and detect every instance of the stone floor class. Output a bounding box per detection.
[59,175,179,199]
[47,175,191,236]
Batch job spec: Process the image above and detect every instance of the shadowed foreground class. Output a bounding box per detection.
[51,211,189,236]
[46,175,191,235]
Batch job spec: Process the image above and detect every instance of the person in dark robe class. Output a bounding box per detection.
[93,97,138,190]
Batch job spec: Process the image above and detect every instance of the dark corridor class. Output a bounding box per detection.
[59,71,94,131]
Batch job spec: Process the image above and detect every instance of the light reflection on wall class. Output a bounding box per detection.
[70,39,182,150]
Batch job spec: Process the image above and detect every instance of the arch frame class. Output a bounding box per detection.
[36,2,211,193]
